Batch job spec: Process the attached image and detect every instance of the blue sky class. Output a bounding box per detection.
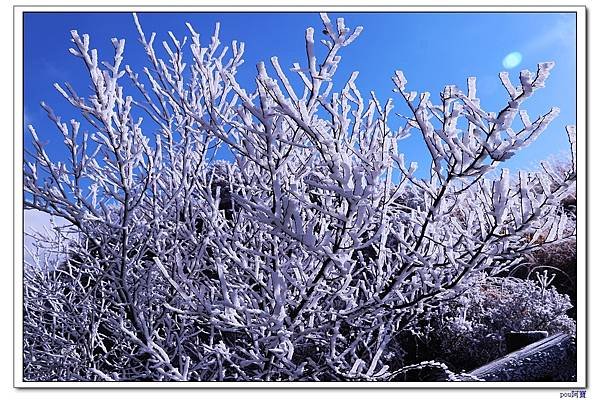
[23,11,577,175]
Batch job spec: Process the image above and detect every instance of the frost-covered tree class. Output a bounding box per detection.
[23,13,576,381]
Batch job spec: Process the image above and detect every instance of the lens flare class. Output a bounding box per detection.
[502,52,523,69]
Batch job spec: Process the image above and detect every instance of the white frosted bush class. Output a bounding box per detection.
[406,275,575,371]
[23,13,576,381]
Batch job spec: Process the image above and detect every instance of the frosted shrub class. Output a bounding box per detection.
[406,275,575,371]
[23,13,576,381]
[517,157,577,315]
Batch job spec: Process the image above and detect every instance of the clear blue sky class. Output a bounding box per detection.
[23,11,577,175]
